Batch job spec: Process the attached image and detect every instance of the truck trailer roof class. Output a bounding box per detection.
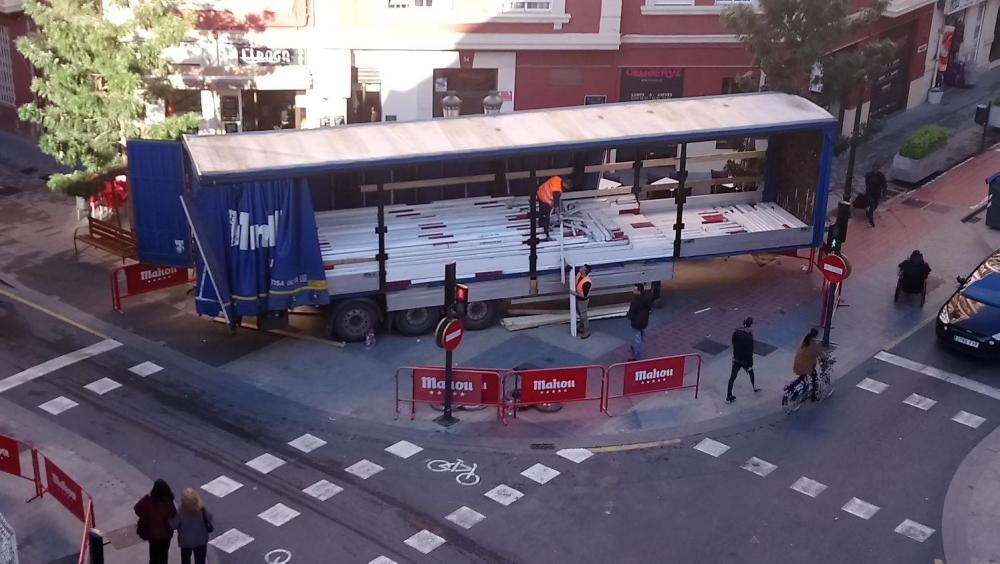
[183,92,836,184]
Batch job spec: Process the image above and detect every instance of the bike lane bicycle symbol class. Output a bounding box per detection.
[426,458,481,486]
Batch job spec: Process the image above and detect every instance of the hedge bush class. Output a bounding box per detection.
[899,125,948,160]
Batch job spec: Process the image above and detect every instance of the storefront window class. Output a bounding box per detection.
[432,68,498,117]
[165,90,201,117]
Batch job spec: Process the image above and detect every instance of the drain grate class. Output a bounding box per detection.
[18,167,37,175]
[693,338,728,356]
[901,198,928,208]
[926,203,951,214]
[965,216,983,224]
[531,443,555,450]
[753,340,778,357]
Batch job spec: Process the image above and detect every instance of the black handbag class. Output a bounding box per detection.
[202,508,214,534]
[136,518,149,541]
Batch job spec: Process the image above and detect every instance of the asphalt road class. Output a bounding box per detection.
[2,286,998,564]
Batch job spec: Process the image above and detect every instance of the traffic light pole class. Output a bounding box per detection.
[436,262,459,427]
[821,281,837,347]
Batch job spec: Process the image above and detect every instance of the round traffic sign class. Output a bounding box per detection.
[820,253,851,284]
[435,318,465,351]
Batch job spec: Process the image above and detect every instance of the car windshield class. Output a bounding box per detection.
[946,253,1000,323]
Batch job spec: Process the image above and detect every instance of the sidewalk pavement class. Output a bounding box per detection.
[943,426,1000,564]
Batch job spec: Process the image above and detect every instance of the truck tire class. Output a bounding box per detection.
[329,299,381,342]
[394,307,441,336]
[463,300,498,331]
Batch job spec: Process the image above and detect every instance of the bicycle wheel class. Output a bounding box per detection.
[456,471,481,486]
[426,460,451,472]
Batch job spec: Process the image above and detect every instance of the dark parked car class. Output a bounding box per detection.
[936,249,1000,358]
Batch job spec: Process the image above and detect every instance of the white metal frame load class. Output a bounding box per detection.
[316,192,671,288]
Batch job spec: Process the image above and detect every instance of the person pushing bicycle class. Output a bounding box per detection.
[790,328,823,402]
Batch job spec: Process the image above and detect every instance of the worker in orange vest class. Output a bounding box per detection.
[574,264,593,339]
[536,175,571,238]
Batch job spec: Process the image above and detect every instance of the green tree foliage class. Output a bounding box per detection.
[722,0,888,97]
[16,0,198,195]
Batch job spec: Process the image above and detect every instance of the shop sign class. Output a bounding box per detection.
[945,0,985,13]
[620,68,684,102]
[238,46,300,66]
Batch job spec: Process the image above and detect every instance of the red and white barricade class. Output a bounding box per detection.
[603,354,702,416]
[0,434,96,563]
[111,263,193,313]
[395,366,506,423]
[504,365,606,418]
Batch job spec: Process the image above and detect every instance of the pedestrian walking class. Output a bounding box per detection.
[626,284,655,360]
[134,479,177,564]
[574,264,592,339]
[726,317,760,403]
[792,328,822,401]
[864,163,888,227]
[170,488,214,564]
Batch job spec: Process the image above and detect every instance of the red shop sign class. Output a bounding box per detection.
[517,366,589,404]
[45,458,86,522]
[622,356,687,395]
[412,368,499,405]
[0,435,21,477]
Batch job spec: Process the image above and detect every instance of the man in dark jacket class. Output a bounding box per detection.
[627,284,655,360]
[864,164,888,227]
[727,317,760,403]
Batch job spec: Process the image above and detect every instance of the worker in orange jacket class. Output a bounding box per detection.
[536,175,571,238]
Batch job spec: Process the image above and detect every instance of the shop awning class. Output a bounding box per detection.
[184,91,837,183]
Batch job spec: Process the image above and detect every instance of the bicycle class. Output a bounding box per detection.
[426,458,481,486]
[781,353,835,414]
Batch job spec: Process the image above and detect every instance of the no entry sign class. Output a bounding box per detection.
[820,253,851,284]
[436,318,465,351]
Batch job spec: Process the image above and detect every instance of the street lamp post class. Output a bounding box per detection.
[482,90,503,115]
[441,91,462,118]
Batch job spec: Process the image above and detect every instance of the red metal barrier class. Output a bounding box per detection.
[604,354,702,416]
[0,434,42,500]
[395,366,506,423]
[111,263,193,313]
[505,365,606,418]
[77,500,96,564]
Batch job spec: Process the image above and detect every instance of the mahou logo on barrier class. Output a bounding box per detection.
[623,356,686,395]
[121,263,189,296]
[518,367,589,403]
[44,458,85,522]
[412,368,499,404]
[0,435,20,477]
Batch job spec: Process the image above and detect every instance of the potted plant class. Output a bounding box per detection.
[988,95,1000,129]
[890,125,949,184]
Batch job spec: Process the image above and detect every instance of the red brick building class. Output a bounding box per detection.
[0,0,36,139]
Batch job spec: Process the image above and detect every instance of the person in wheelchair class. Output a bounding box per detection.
[895,250,931,305]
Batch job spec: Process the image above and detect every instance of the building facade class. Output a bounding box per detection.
[0,0,36,139]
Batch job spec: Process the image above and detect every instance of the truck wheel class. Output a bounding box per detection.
[394,307,441,336]
[329,299,381,342]
[464,300,498,330]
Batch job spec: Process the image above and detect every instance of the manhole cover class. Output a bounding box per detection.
[926,203,951,214]
[0,186,21,196]
[901,198,928,208]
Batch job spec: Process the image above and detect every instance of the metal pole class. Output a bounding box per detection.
[822,281,837,346]
[88,529,105,564]
[631,146,643,202]
[843,85,865,201]
[569,265,577,337]
[436,262,458,427]
[672,144,688,260]
[376,180,387,293]
[528,168,539,295]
